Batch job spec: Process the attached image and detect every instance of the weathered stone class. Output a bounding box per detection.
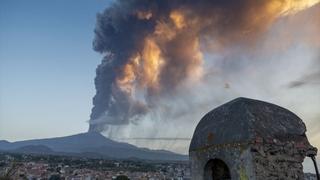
[189,97,317,180]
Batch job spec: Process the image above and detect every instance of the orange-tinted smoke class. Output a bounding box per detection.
[116,9,203,99]
[90,0,320,131]
[115,1,319,99]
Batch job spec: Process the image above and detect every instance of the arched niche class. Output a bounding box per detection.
[204,159,231,180]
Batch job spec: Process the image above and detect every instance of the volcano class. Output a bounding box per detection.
[0,132,187,161]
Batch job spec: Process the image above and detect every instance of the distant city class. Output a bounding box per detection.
[0,152,191,180]
[1,152,318,180]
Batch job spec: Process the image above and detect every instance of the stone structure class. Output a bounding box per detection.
[189,97,318,180]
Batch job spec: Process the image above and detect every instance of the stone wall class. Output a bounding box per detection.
[190,143,255,180]
[251,140,308,180]
[189,139,313,180]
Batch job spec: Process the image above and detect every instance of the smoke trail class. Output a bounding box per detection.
[88,0,319,133]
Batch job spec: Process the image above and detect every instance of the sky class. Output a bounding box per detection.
[0,0,111,140]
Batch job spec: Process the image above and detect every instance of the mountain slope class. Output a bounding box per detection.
[13,145,54,154]
[0,132,187,161]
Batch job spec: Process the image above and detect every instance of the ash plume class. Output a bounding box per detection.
[88,0,320,134]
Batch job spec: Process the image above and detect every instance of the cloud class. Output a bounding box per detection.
[88,1,320,162]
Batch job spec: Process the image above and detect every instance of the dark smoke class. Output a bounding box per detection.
[88,0,319,132]
[89,0,158,131]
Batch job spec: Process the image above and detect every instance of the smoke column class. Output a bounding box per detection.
[88,0,320,135]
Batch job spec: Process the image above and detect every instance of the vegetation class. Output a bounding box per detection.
[0,163,21,180]
[115,175,129,180]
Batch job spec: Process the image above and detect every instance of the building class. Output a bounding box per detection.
[189,97,318,180]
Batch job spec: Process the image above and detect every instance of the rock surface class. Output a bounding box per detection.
[189,97,317,180]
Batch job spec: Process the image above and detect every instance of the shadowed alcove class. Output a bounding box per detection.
[204,159,231,180]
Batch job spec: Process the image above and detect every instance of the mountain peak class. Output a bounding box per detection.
[0,132,187,161]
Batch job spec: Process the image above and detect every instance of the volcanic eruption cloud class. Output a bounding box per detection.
[89,0,320,152]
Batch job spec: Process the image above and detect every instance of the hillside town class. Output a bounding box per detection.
[0,152,191,180]
[1,152,318,180]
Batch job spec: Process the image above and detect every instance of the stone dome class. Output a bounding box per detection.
[189,97,307,151]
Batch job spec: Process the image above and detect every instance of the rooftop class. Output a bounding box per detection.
[189,97,307,151]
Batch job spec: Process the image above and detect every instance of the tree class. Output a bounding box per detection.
[0,163,21,180]
[49,174,61,180]
[115,175,129,180]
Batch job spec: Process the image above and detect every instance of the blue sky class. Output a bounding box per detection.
[0,0,111,141]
